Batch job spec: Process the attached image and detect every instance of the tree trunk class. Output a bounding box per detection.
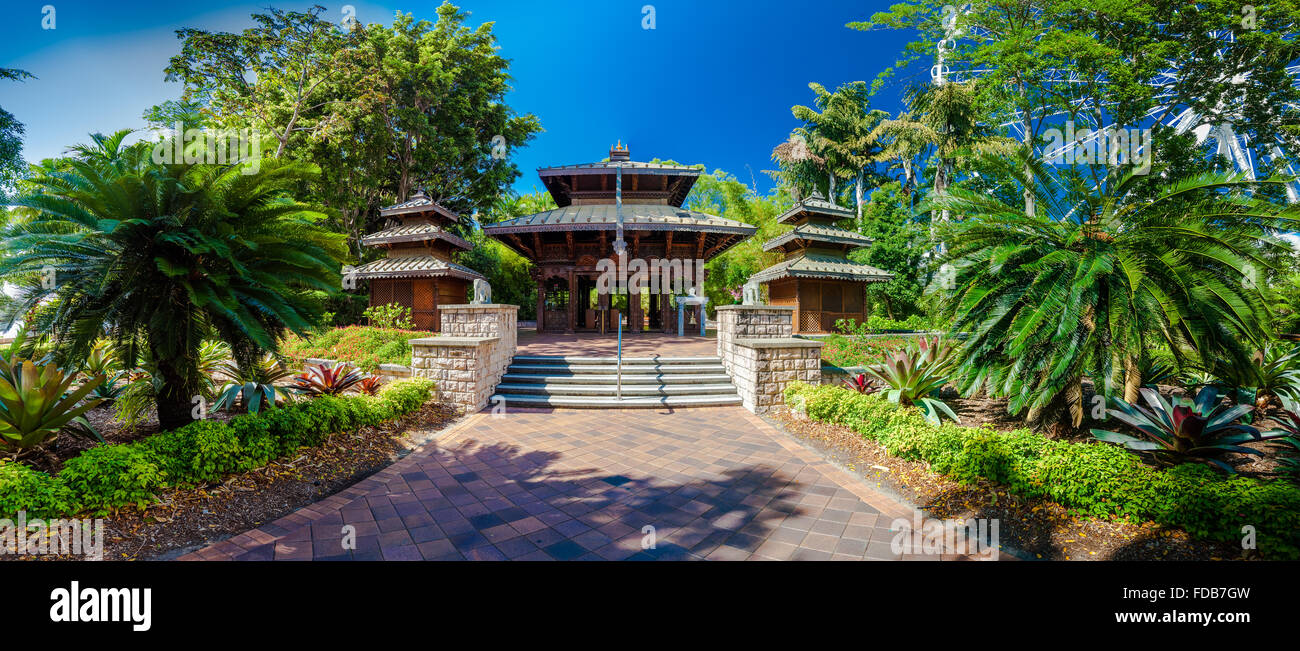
[153,360,197,431]
[855,169,865,226]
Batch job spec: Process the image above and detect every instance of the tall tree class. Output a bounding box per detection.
[0,137,347,429]
[0,68,34,202]
[791,81,890,221]
[165,5,348,158]
[930,150,1296,435]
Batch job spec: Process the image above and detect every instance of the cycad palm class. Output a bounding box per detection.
[0,135,346,429]
[931,151,1295,434]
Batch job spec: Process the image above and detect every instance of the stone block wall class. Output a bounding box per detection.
[408,304,519,412]
[409,337,500,411]
[715,305,794,376]
[715,305,821,414]
[728,338,823,413]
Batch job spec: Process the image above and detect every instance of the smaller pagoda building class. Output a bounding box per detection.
[750,190,893,334]
[350,192,485,331]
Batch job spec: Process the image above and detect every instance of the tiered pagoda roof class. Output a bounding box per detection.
[485,144,756,262]
[351,192,485,281]
[750,190,893,284]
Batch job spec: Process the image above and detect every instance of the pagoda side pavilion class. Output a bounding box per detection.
[751,190,893,334]
[350,192,485,331]
[484,145,756,334]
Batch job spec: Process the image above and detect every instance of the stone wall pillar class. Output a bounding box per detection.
[715,305,795,375]
[409,304,518,412]
[729,338,823,413]
[715,305,818,413]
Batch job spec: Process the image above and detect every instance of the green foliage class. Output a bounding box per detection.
[279,325,435,372]
[1265,397,1300,478]
[0,131,348,431]
[787,382,1300,558]
[819,333,915,368]
[0,68,33,202]
[460,223,540,319]
[851,182,928,320]
[1091,387,1282,473]
[213,353,295,414]
[362,303,415,330]
[931,151,1296,432]
[0,358,103,453]
[58,445,164,514]
[0,459,72,517]
[1,378,434,519]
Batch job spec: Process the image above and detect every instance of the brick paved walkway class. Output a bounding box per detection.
[183,407,990,561]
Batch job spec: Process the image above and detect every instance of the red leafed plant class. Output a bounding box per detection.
[843,373,878,394]
[293,363,366,396]
[357,374,384,396]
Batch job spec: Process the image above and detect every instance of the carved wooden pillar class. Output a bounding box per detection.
[565,268,575,334]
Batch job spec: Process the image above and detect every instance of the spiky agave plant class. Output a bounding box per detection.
[842,373,878,394]
[863,336,959,425]
[0,357,104,456]
[1091,386,1283,473]
[1264,396,1300,477]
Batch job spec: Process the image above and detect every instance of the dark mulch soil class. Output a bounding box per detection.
[769,410,1252,561]
[13,402,461,561]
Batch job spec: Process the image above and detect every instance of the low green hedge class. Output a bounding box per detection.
[786,382,1300,559]
[0,377,436,520]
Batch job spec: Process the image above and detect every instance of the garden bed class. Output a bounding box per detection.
[4,379,457,560]
[279,325,437,371]
[769,410,1242,560]
[785,383,1300,558]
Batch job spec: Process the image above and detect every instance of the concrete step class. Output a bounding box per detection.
[506,363,726,375]
[494,383,739,396]
[501,373,734,385]
[489,393,743,409]
[510,355,721,365]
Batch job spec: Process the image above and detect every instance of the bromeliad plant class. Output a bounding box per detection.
[842,373,878,394]
[864,336,959,425]
[293,363,366,397]
[357,375,384,396]
[1091,386,1282,473]
[0,357,104,457]
[213,353,295,414]
[1265,397,1300,477]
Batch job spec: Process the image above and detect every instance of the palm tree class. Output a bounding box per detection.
[930,150,1297,435]
[791,82,890,222]
[0,135,347,429]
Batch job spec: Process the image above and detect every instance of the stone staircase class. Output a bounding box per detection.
[491,355,741,408]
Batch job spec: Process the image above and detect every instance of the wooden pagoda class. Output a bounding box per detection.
[484,144,756,333]
[751,190,893,334]
[350,192,484,331]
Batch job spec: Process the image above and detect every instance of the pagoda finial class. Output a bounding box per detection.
[609,140,631,161]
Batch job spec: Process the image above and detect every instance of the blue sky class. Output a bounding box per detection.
[1,0,921,195]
